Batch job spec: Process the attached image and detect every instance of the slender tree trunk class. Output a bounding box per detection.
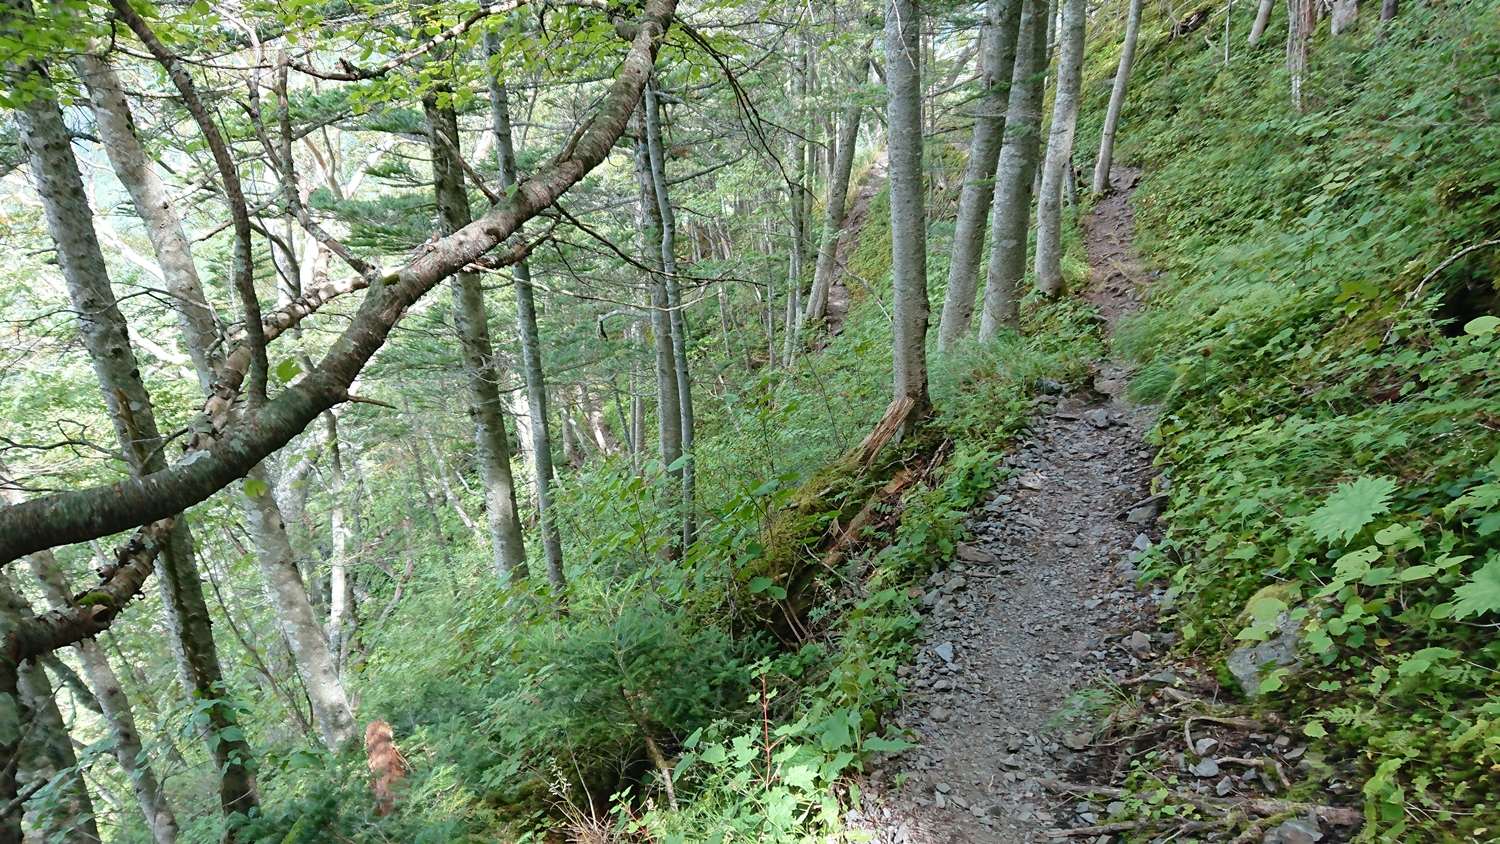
[16,83,259,826]
[423,94,529,582]
[1287,0,1313,111]
[886,0,931,415]
[1093,0,1143,195]
[937,0,1024,349]
[1249,0,1275,42]
[486,33,565,589]
[240,463,355,750]
[322,411,355,677]
[1329,0,1356,34]
[806,104,861,327]
[0,578,102,844]
[77,52,221,391]
[978,0,1049,339]
[20,542,179,844]
[643,79,696,547]
[1034,0,1087,297]
[634,110,685,510]
[85,52,355,750]
[1379,0,1396,20]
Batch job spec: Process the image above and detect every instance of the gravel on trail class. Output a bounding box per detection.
[849,169,1166,843]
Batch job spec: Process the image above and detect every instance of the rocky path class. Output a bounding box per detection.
[852,171,1164,843]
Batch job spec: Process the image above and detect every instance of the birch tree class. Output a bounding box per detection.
[1092,0,1144,195]
[978,0,1050,338]
[1034,0,1088,297]
[937,0,1024,349]
[886,0,931,415]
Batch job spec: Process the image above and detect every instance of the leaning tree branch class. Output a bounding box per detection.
[108,0,271,405]
[0,0,676,565]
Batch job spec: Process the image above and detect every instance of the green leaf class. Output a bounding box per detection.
[1304,721,1328,738]
[1463,315,1500,335]
[1397,647,1459,677]
[1307,476,1399,544]
[863,736,916,752]
[767,586,787,600]
[750,480,779,496]
[1450,555,1500,620]
[273,357,302,383]
[242,477,269,498]
[698,745,726,764]
[749,576,773,594]
[1397,565,1438,582]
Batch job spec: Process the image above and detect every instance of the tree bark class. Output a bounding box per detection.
[1092,0,1144,195]
[14,82,260,825]
[1379,0,1396,20]
[1287,0,1313,111]
[83,47,354,753]
[805,103,861,327]
[424,94,530,582]
[0,578,102,844]
[77,52,221,391]
[486,33,565,589]
[643,79,696,547]
[23,545,179,844]
[1034,0,1087,297]
[240,462,355,750]
[937,0,1024,349]
[1249,0,1275,43]
[1329,0,1356,35]
[634,110,684,495]
[978,0,1049,339]
[886,0,931,415]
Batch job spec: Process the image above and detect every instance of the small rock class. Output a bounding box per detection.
[956,542,998,564]
[1189,758,1220,778]
[1119,494,1168,523]
[1194,737,1220,755]
[1019,474,1047,491]
[1285,746,1306,760]
[933,642,955,663]
[932,679,954,692]
[1106,801,1126,816]
[1062,732,1091,750]
[1263,818,1323,844]
[933,794,947,809]
[1077,812,1098,824]
[1216,776,1235,797]
[1083,598,1103,610]
[997,754,1022,769]
[929,707,951,723]
[1127,631,1153,655]
[935,782,952,794]
[1059,535,1080,547]
[970,804,988,818]
[1082,408,1111,428]
[1036,376,1065,395]
[1132,533,1152,551]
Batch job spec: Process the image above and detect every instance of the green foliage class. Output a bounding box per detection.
[1094,0,1500,838]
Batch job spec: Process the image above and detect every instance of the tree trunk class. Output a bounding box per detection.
[1093,0,1144,195]
[23,544,179,844]
[643,80,696,547]
[85,50,354,751]
[1287,0,1313,111]
[1034,0,1088,297]
[806,103,862,326]
[634,111,685,492]
[886,0,931,416]
[978,0,1050,339]
[77,52,221,391]
[0,576,103,844]
[486,33,565,590]
[240,463,356,750]
[15,83,259,826]
[423,94,530,582]
[937,0,1024,349]
[323,412,353,675]
[1379,0,1396,21]
[1329,0,1356,34]
[1249,0,1275,42]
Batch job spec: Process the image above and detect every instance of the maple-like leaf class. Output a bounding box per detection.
[1307,476,1398,544]
[1451,555,1500,621]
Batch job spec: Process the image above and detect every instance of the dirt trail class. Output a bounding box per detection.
[854,169,1161,843]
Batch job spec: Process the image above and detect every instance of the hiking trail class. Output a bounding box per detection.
[854,169,1164,843]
